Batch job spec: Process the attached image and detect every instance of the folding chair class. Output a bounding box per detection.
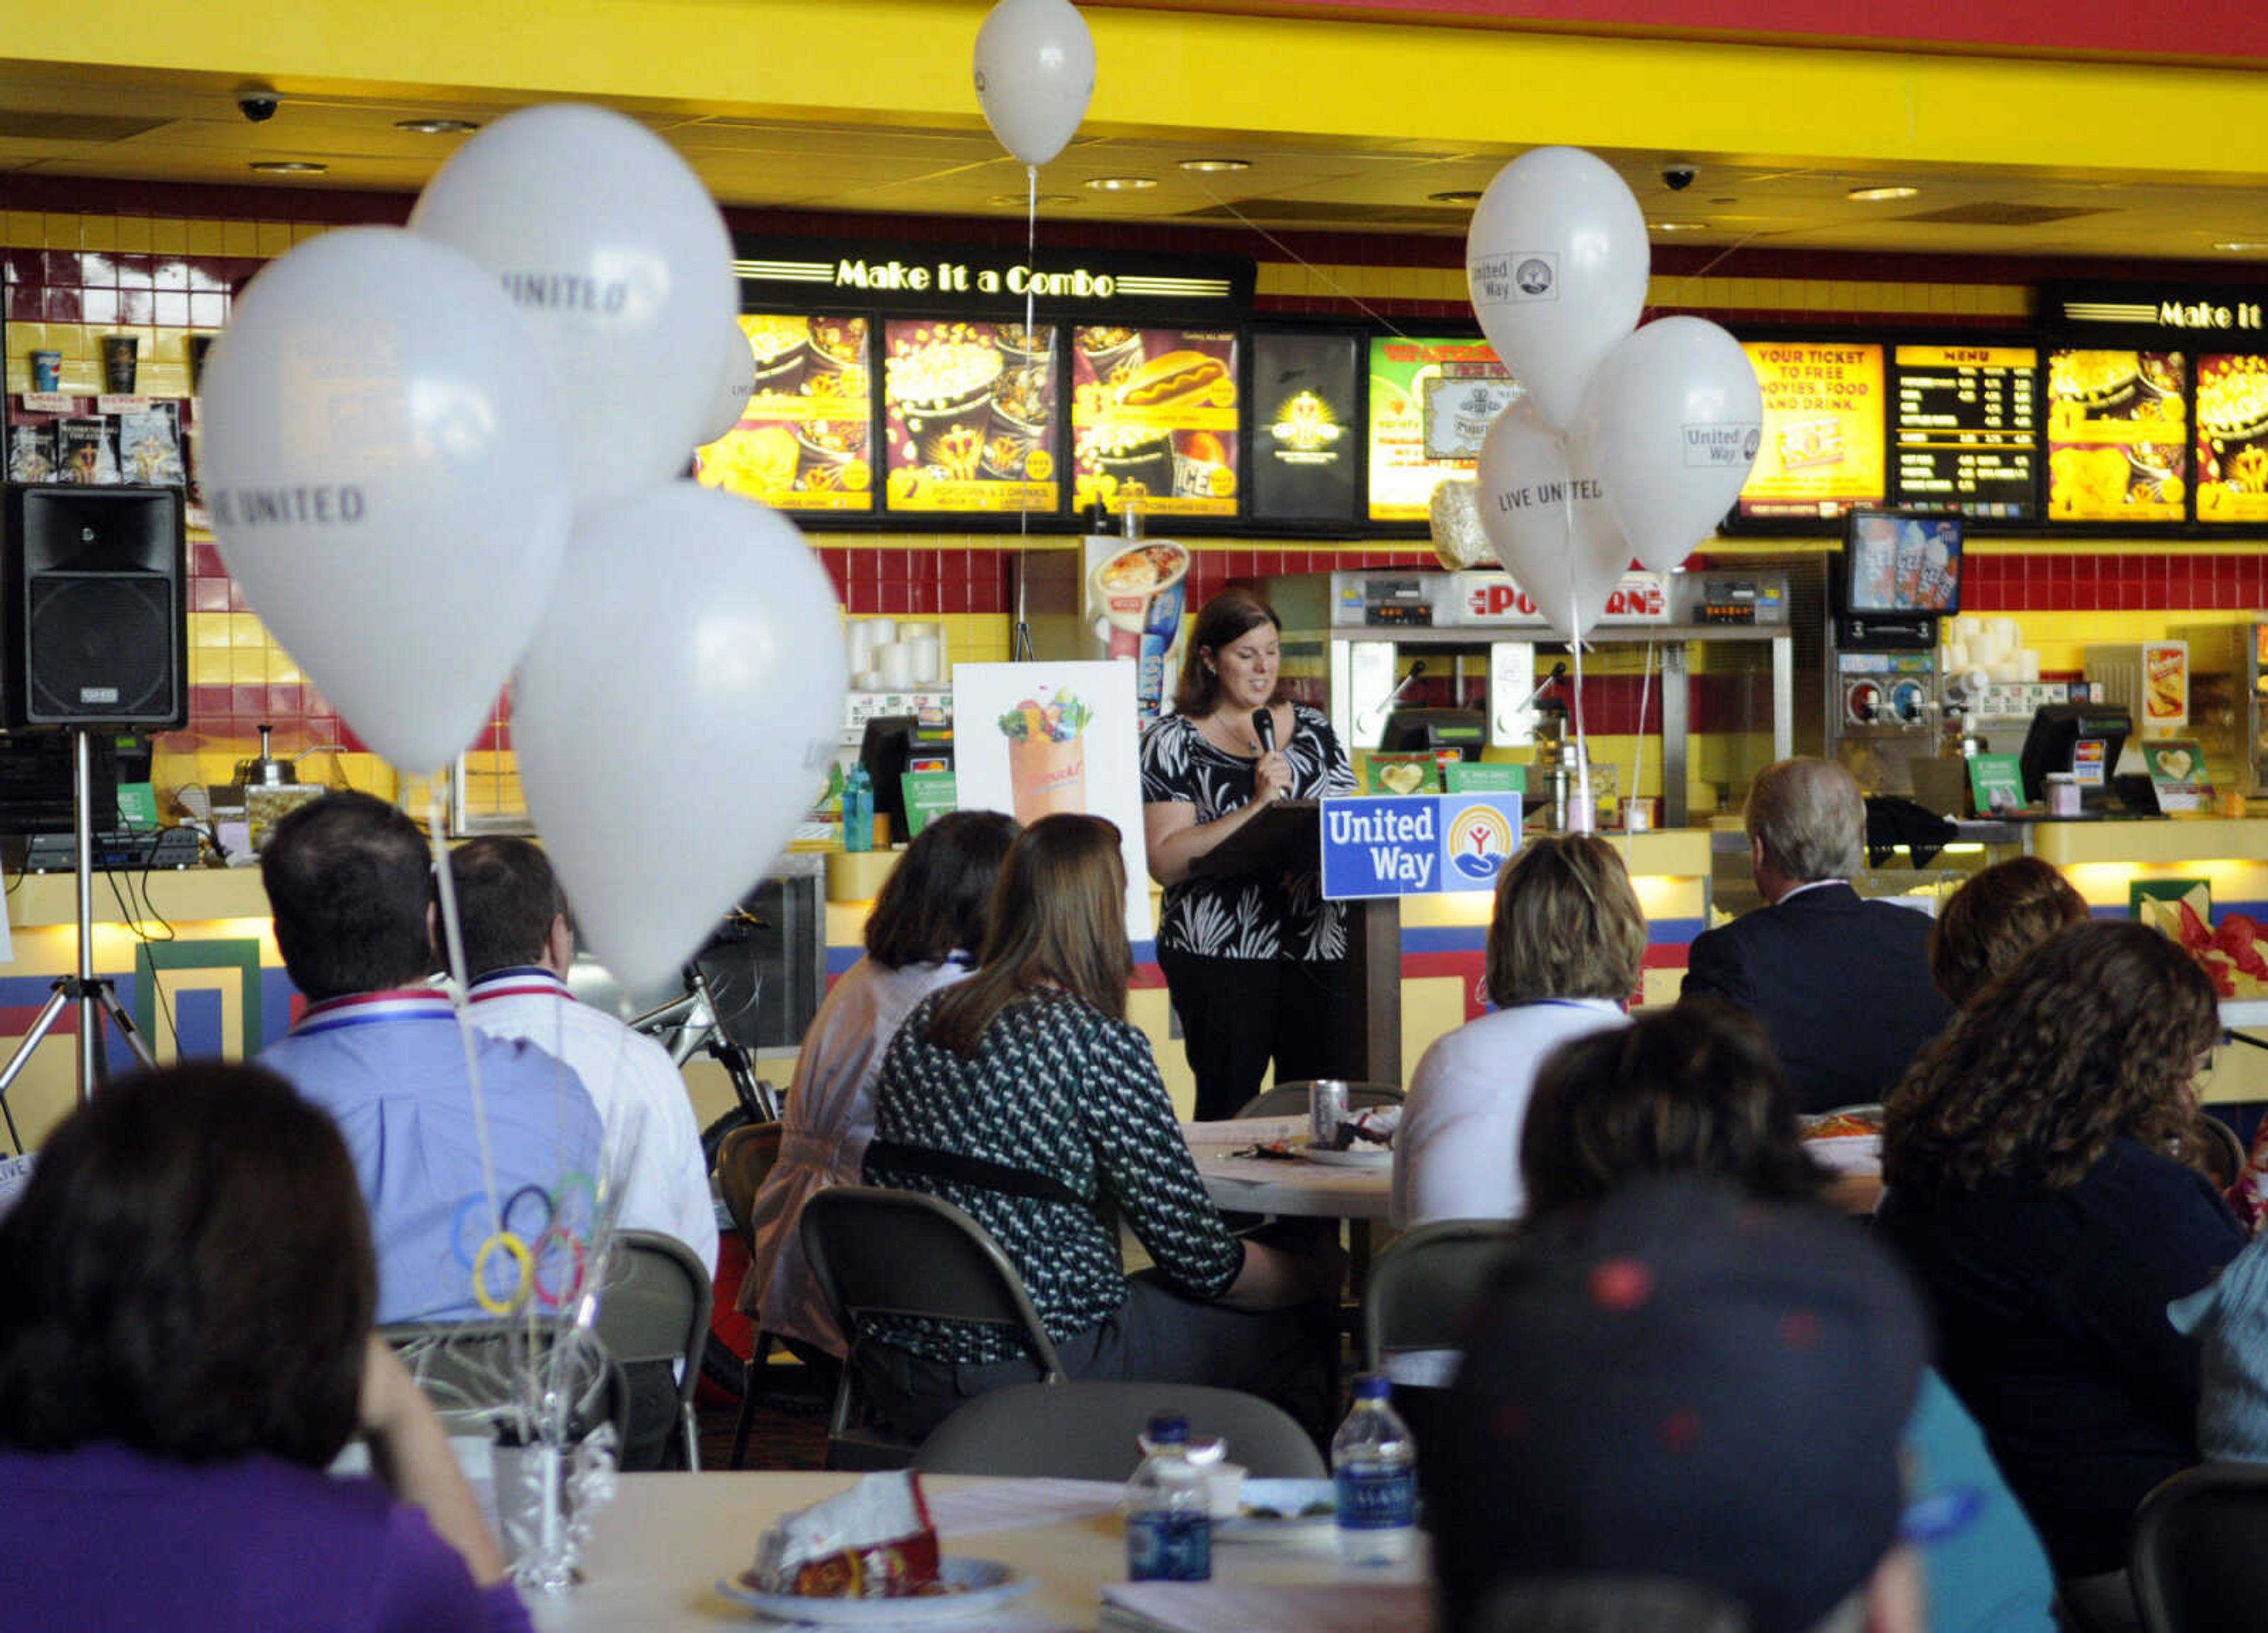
[714,1120,804,1468]
[2131,1462,2268,1633]
[916,1380,1324,1481]
[381,1318,629,1452]
[800,1185,1065,1469]
[591,1229,715,1471]
[1361,1217,1517,1371]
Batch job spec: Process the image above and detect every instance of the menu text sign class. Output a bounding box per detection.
[1889,344,2037,519]
[1737,342,1886,519]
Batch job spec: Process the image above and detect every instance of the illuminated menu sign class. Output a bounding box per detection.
[881,320,1060,515]
[1738,342,1886,520]
[1888,344,2038,519]
[1249,331,1360,524]
[1070,327,1240,519]
[1367,335,1510,523]
[696,314,875,514]
[2045,349,2187,522]
[2195,353,2268,523]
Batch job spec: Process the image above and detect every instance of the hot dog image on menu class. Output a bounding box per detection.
[1072,328,1240,519]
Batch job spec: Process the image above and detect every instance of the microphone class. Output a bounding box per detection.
[1252,708,1276,754]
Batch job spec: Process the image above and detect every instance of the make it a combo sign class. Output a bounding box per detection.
[1319,794,1524,899]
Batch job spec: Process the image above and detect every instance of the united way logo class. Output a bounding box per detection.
[1446,804,1516,882]
[1515,256,1555,296]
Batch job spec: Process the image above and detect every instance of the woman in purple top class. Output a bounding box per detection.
[0,1062,531,1633]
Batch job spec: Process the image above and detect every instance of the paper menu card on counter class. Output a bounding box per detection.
[2143,739,2215,813]
[1967,754,2025,816]
[952,661,1151,939]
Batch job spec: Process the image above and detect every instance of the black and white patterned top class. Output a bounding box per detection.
[862,988,1242,1365]
[1139,702,1355,961]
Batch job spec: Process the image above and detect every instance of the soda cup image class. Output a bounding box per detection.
[999,689,1094,825]
[1090,540,1191,658]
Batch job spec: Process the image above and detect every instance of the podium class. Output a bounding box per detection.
[1188,799,1399,1086]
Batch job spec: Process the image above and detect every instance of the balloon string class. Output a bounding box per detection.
[1181,172,1413,342]
[426,793,503,1249]
[1562,486,1592,832]
[1012,161,1039,663]
[1629,641,1655,822]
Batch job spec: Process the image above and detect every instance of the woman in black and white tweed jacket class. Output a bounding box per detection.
[859,814,1338,1442]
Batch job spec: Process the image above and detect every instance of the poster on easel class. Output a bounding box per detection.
[951,660,1152,940]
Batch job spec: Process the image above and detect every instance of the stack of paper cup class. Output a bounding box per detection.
[898,621,943,686]
[875,642,915,689]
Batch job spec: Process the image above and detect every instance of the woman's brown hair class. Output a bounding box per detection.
[926,814,1133,1056]
[1884,919,2217,1192]
[1521,1000,1825,1217]
[1170,588,1285,720]
[1485,835,1648,1008]
[1930,856,2089,1008]
[0,1062,377,1466]
[864,809,1020,970]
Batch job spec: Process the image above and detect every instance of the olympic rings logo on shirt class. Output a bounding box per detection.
[451,1174,601,1316]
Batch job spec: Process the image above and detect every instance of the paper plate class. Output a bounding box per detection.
[1298,1142,1393,1169]
[717,1557,1031,1624]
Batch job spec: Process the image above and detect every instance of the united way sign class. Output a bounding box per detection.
[1319,794,1523,899]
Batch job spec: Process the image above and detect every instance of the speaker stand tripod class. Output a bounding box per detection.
[0,728,157,1151]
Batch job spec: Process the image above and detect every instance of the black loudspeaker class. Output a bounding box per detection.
[2,485,187,729]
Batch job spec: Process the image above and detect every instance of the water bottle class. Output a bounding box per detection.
[1333,1373,1417,1565]
[841,764,875,853]
[1125,1413,1212,1582]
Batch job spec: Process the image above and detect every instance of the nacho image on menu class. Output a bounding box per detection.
[1368,335,1508,523]
[882,320,1060,516]
[1071,327,1238,519]
[1738,342,1885,519]
[696,313,875,514]
[2195,353,2268,523]
[2045,349,2186,523]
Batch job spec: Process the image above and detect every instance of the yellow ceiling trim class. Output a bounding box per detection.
[5,2,2268,181]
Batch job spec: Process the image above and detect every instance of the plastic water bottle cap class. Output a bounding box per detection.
[1145,1413,1188,1445]
[1354,1374,1393,1402]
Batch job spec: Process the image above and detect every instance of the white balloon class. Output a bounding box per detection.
[514,483,847,988]
[1466,147,1651,431]
[699,317,759,448]
[973,0,1096,168]
[411,103,735,506]
[1573,317,1763,573]
[200,227,570,773]
[1475,400,1629,643]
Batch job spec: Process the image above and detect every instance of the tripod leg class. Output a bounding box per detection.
[92,983,158,1074]
[0,983,82,1153]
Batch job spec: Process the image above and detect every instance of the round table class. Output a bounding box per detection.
[1182,1117,1392,1222]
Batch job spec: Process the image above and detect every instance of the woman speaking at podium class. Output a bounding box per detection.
[1140,589,1355,1121]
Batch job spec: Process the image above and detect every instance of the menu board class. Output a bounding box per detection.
[2045,350,2187,522]
[881,320,1060,514]
[696,314,874,514]
[1249,331,1360,524]
[1367,336,1510,522]
[2195,353,2268,523]
[1738,342,1886,519]
[1070,327,1239,519]
[1889,344,2038,519]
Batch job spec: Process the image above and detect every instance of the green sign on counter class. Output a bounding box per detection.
[1445,762,1525,795]
[900,771,958,839]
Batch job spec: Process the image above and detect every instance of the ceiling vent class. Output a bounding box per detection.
[1895,201,2110,227]
[0,111,171,144]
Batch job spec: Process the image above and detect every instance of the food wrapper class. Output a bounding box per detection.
[1333,1106,1402,1150]
[751,1470,943,1599]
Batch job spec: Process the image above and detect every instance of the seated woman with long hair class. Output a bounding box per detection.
[858,813,1339,1442]
[745,809,1019,1360]
[1391,833,1645,1229]
[0,1063,529,1632]
[1878,920,2245,1619]
[1928,855,2088,1010]
[1513,1002,2058,1633]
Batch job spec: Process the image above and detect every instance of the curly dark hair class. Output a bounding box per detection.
[1884,920,2217,1192]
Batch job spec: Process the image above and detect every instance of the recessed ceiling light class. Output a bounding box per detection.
[1847,184,1920,202]
[1084,175,1158,191]
[2214,240,2268,252]
[1179,158,1250,173]
[249,161,327,175]
[396,118,481,135]
[1650,221,1708,233]
[993,193,1078,207]
[1429,190,1484,206]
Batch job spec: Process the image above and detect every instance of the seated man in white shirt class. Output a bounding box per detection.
[448,837,719,1277]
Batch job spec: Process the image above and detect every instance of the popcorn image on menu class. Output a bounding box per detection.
[999,688,1092,825]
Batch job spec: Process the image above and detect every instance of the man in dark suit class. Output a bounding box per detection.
[1680,757,1952,1114]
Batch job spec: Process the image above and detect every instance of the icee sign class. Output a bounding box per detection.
[1319,794,1524,899]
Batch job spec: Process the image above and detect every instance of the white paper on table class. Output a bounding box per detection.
[771,1616,1074,1633]
[1099,1581,1436,1633]
[927,1478,1126,1536]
